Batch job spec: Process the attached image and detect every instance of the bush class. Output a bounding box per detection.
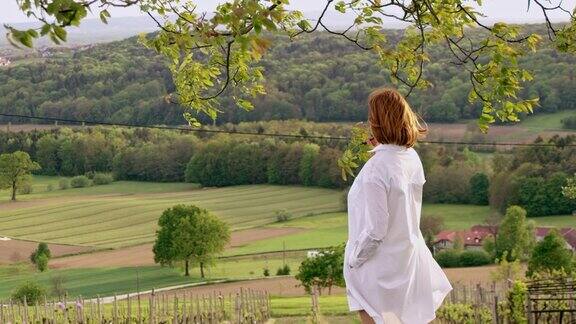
[58,178,70,190]
[276,264,291,276]
[92,173,114,185]
[263,268,270,277]
[17,183,33,195]
[436,303,492,324]
[70,175,91,188]
[46,184,54,191]
[30,242,51,272]
[11,282,46,305]
[275,209,291,222]
[459,250,492,267]
[435,249,461,268]
[561,115,576,130]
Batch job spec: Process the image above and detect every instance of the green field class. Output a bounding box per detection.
[227,205,494,255]
[0,264,202,299]
[0,253,305,299]
[227,205,574,255]
[271,295,349,317]
[0,179,342,248]
[0,176,200,200]
[521,110,576,131]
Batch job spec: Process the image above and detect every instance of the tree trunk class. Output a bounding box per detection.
[185,259,190,277]
[11,181,16,201]
[200,262,205,278]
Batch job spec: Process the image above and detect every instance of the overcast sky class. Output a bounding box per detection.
[1,0,574,24]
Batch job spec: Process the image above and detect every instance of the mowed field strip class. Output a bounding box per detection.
[0,183,342,248]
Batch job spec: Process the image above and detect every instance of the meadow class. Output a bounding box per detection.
[0,179,342,248]
[1,175,573,301]
[226,206,574,256]
[0,254,305,299]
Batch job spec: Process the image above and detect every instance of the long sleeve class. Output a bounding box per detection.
[348,179,390,269]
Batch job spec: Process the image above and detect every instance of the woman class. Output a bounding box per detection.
[344,88,452,324]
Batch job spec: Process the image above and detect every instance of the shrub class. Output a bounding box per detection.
[50,275,67,299]
[263,268,270,277]
[459,250,492,267]
[58,178,70,190]
[35,254,49,272]
[435,249,461,268]
[17,183,33,195]
[436,303,492,324]
[46,184,54,191]
[70,175,91,188]
[507,281,528,323]
[561,115,576,130]
[275,209,291,222]
[11,282,46,305]
[93,173,114,185]
[276,264,291,276]
[30,243,51,272]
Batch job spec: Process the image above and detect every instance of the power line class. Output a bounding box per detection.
[0,112,575,147]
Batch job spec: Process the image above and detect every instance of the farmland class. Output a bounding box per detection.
[0,180,341,248]
[0,175,573,303]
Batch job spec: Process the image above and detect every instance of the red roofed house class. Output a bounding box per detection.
[433,225,494,252]
[434,225,576,253]
[535,227,576,251]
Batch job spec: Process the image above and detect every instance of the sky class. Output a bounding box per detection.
[0,0,574,25]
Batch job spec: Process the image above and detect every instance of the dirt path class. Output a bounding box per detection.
[51,227,304,268]
[0,238,92,264]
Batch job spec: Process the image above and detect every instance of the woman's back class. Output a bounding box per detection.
[344,143,452,324]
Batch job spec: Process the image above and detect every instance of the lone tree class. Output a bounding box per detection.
[527,229,574,276]
[30,243,51,272]
[295,244,345,295]
[6,1,576,131]
[0,151,41,201]
[495,205,535,261]
[153,205,230,277]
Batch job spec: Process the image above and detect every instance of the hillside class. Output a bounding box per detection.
[0,25,575,126]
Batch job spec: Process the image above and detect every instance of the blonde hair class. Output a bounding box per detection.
[368,88,427,148]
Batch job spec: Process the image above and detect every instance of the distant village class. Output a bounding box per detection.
[434,225,576,252]
[0,44,95,67]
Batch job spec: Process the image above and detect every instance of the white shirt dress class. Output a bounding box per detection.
[344,143,452,324]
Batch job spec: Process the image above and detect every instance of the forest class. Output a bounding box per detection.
[1,24,575,126]
[0,125,574,218]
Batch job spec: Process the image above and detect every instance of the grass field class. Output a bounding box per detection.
[0,264,202,299]
[520,110,576,131]
[0,253,306,299]
[271,295,349,317]
[227,205,494,255]
[1,176,199,201]
[227,205,574,255]
[0,179,342,248]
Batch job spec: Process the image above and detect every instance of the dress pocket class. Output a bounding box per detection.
[347,239,360,268]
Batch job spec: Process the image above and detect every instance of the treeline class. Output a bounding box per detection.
[490,135,576,216]
[1,125,574,217]
[1,25,575,125]
[0,126,345,189]
[420,134,576,217]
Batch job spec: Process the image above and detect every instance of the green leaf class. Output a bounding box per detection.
[237,99,254,111]
[99,9,111,24]
[53,25,67,42]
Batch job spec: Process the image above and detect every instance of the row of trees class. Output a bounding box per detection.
[1,27,575,126]
[0,127,347,189]
[1,127,574,216]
